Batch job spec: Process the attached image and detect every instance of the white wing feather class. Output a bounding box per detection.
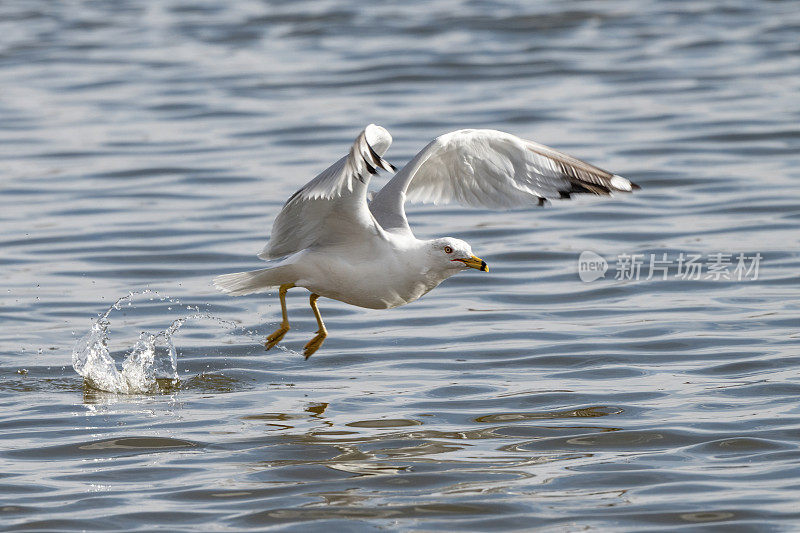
[259,124,395,260]
[369,129,637,234]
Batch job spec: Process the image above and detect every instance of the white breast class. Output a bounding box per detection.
[290,237,452,309]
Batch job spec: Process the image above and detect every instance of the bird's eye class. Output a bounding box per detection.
[444,246,453,254]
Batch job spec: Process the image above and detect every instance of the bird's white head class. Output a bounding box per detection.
[427,237,488,273]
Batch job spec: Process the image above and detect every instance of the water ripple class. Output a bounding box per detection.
[2,0,800,530]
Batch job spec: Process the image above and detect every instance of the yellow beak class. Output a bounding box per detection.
[454,255,489,272]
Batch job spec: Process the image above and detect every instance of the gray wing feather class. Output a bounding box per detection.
[370,129,638,233]
[259,125,395,260]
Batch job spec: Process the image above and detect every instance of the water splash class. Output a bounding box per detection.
[72,291,236,394]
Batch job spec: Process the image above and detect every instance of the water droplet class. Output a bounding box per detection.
[72,290,237,394]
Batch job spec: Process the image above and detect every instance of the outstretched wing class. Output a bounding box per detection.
[259,124,395,260]
[369,129,638,234]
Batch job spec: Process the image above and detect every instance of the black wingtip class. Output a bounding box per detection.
[630,181,642,190]
[365,140,381,162]
[365,138,395,172]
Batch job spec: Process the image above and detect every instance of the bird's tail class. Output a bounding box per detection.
[213,266,293,296]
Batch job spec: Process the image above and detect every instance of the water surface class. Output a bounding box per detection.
[2,0,800,531]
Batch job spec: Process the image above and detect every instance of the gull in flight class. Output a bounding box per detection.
[214,125,639,358]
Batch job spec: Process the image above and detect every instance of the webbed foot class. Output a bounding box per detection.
[265,324,290,350]
[303,330,327,359]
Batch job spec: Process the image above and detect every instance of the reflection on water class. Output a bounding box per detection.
[475,405,623,423]
[3,0,800,530]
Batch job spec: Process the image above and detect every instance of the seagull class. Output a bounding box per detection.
[214,125,639,358]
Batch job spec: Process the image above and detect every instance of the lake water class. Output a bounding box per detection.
[2,1,800,531]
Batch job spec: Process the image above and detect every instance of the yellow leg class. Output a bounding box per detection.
[265,283,294,350]
[303,293,328,359]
